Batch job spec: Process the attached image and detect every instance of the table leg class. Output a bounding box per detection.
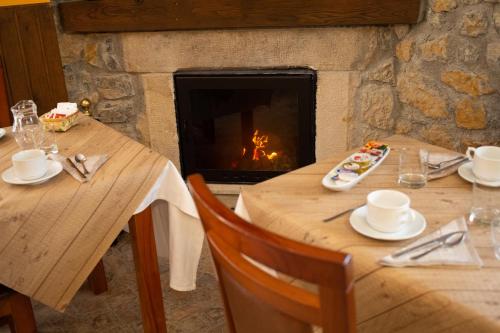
[129,206,167,333]
[88,259,108,295]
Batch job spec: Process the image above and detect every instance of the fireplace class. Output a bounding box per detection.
[174,69,316,184]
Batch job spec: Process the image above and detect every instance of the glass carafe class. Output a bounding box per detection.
[11,100,44,150]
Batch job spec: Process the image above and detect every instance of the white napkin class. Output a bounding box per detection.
[380,217,483,268]
[427,152,468,180]
[50,154,108,183]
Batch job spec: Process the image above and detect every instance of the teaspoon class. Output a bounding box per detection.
[75,153,90,174]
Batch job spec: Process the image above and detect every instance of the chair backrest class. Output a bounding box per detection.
[187,174,356,333]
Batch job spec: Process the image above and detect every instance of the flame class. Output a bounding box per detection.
[250,130,278,161]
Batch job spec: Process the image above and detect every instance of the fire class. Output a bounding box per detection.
[249,130,278,161]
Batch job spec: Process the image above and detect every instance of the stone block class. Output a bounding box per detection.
[396,39,414,62]
[441,70,495,96]
[461,136,500,152]
[140,73,181,168]
[419,36,448,61]
[487,42,500,67]
[63,65,99,104]
[361,84,395,130]
[397,69,448,119]
[96,74,136,100]
[395,119,412,134]
[432,0,458,12]
[455,98,487,129]
[393,25,410,39]
[459,43,481,63]
[460,10,488,37]
[122,28,376,72]
[84,42,99,67]
[58,33,85,65]
[94,99,134,123]
[368,60,394,84]
[315,71,356,160]
[494,4,500,28]
[99,36,124,71]
[420,125,455,150]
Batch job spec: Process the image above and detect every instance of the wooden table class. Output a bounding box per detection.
[0,117,168,332]
[241,136,500,332]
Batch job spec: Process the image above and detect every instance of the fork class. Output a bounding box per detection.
[426,156,466,169]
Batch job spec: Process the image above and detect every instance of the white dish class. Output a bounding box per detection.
[322,147,390,191]
[458,161,500,187]
[0,128,5,139]
[2,160,63,185]
[349,205,426,241]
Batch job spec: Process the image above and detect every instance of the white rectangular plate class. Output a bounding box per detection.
[322,147,391,191]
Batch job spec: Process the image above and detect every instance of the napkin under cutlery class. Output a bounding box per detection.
[50,154,108,183]
[380,217,483,268]
[427,152,468,180]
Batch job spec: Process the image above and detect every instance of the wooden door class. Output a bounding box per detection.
[0,3,67,124]
[0,54,9,127]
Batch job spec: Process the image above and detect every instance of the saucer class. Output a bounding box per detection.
[0,128,5,139]
[349,206,426,241]
[458,162,500,187]
[2,160,63,185]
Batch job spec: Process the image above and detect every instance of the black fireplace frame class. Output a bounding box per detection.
[174,68,316,184]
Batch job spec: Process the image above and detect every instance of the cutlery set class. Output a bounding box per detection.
[66,153,90,179]
[391,231,467,260]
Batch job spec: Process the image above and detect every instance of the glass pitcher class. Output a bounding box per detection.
[11,100,45,150]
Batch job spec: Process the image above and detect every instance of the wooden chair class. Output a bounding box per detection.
[0,285,36,333]
[187,174,356,333]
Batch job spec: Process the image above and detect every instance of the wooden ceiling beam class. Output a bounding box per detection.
[59,0,425,33]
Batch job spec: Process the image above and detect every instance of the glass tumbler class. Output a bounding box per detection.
[398,148,429,189]
[40,122,58,154]
[490,215,500,260]
[469,180,500,225]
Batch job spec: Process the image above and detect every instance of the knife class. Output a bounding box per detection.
[428,157,468,175]
[323,203,365,222]
[391,231,466,258]
[66,157,87,179]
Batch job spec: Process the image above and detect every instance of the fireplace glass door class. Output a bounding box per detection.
[174,69,316,183]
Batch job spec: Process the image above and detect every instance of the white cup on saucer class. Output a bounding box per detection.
[466,146,500,182]
[366,190,415,233]
[12,149,48,180]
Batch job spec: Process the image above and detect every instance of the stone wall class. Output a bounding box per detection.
[351,0,500,151]
[54,0,499,163]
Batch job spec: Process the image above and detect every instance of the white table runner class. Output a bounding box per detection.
[133,161,205,291]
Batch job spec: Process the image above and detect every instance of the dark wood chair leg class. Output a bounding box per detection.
[6,292,36,333]
[88,259,108,295]
[129,206,167,333]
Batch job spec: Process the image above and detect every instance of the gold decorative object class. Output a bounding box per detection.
[80,98,92,116]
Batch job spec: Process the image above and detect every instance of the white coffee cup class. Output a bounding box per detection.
[12,149,48,180]
[466,146,500,182]
[366,190,415,233]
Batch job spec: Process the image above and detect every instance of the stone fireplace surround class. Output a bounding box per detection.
[127,28,371,171]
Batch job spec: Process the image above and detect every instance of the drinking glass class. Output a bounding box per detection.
[490,215,500,260]
[40,122,58,154]
[469,179,500,225]
[398,147,428,189]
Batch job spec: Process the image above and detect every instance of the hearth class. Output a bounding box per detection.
[174,69,316,184]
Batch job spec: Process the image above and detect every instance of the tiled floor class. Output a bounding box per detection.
[1,233,226,333]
